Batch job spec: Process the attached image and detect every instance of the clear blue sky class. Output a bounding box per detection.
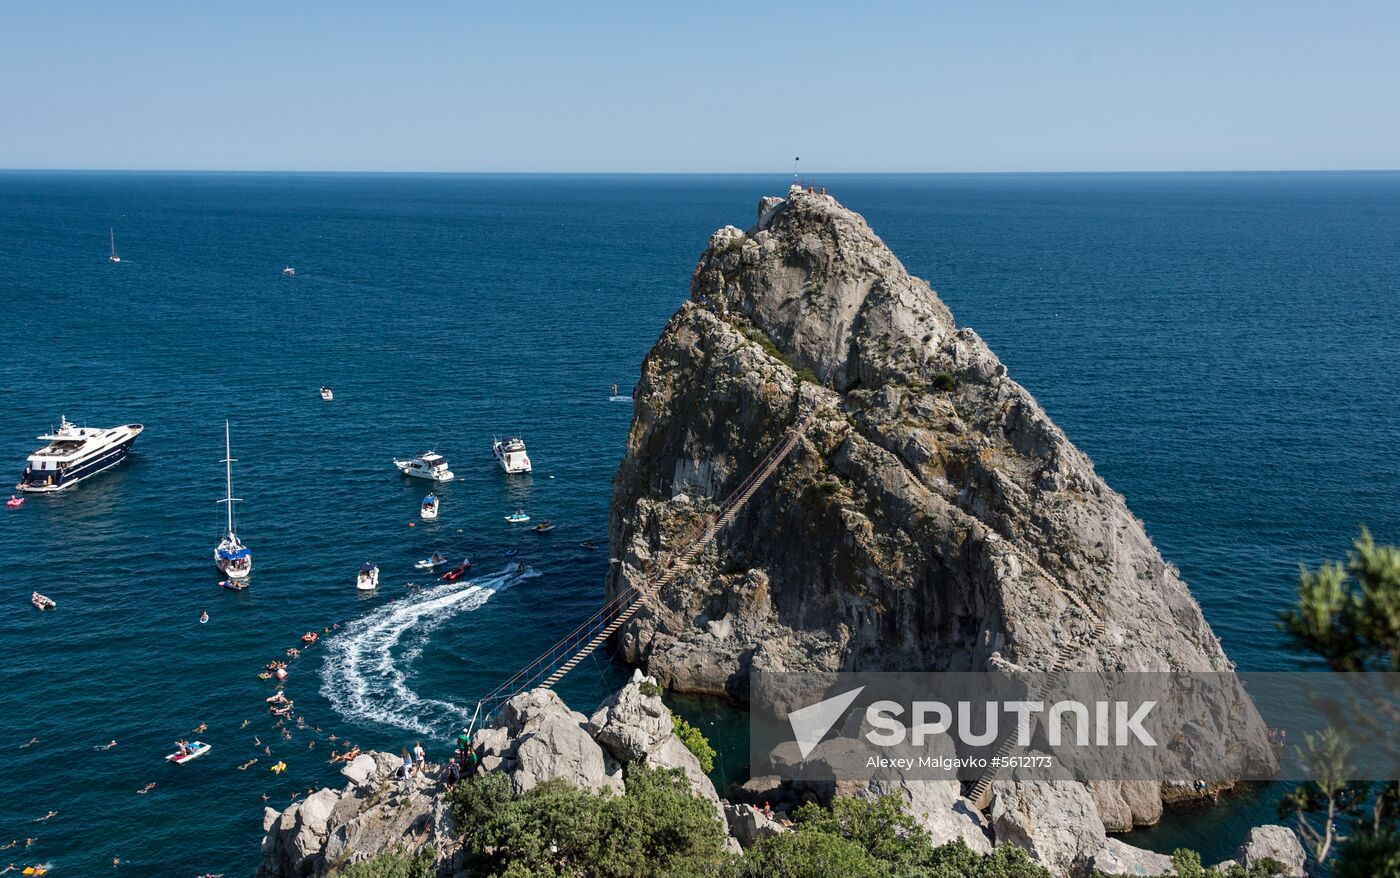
[1,1,1394,172]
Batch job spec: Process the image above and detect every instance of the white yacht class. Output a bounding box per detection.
[356,563,379,591]
[214,422,252,581]
[319,387,334,401]
[420,493,440,520]
[108,228,121,263]
[17,416,143,493]
[394,452,454,482]
[492,436,532,474]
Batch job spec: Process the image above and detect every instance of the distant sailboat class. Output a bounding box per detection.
[214,421,252,581]
[108,228,121,263]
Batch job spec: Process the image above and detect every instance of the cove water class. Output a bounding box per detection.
[1,172,1396,874]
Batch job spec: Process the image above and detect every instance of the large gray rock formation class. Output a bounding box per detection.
[1235,825,1307,877]
[606,186,1275,830]
[256,677,729,876]
[257,753,456,878]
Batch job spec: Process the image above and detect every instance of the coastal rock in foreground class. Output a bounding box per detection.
[256,752,457,878]
[255,679,1302,878]
[256,676,728,877]
[605,185,1276,834]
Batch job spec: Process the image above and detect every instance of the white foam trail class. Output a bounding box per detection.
[320,564,539,735]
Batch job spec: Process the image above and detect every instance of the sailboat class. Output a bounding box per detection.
[214,421,252,581]
[108,228,121,263]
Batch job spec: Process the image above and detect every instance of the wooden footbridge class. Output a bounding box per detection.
[464,407,817,737]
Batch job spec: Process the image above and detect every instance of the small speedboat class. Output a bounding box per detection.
[301,631,318,644]
[6,495,23,508]
[218,578,249,591]
[282,266,296,277]
[579,540,598,550]
[394,452,453,482]
[414,552,449,570]
[319,387,333,401]
[356,563,379,591]
[420,494,440,520]
[166,741,211,764]
[533,520,554,533]
[505,510,530,524]
[441,558,472,581]
[30,592,56,611]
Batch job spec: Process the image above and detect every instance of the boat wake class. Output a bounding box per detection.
[320,563,539,735]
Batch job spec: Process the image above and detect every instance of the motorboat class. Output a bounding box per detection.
[16,416,143,493]
[579,540,598,550]
[356,562,379,591]
[394,452,453,482]
[319,387,333,401]
[166,741,211,764]
[420,493,440,520]
[214,422,252,581]
[533,520,554,533]
[441,558,472,581]
[282,266,296,277]
[218,578,248,591]
[108,227,121,263]
[6,495,23,508]
[414,552,450,570]
[505,509,530,524]
[31,592,56,610]
[492,436,532,474]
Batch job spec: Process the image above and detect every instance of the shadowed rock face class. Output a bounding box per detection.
[606,187,1275,832]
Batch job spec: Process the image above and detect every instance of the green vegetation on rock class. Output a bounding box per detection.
[672,714,716,774]
[331,847,436,878]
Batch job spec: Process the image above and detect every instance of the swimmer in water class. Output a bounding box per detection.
[240,720,249,729]
[238,759,258,771]
[94,740,118,751]
[19,738,37,749]
[199,611,209,624]
[192,723,207,734]
[32,812,57,823]
[137,783,155,795]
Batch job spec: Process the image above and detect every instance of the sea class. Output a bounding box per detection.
[0,171,1396,875]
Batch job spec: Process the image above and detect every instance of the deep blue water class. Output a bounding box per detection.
[0,172,1396,874]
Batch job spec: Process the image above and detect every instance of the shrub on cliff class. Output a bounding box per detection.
[672,715,716,773]
[450,765,727,877]
[760,795,1050,878]
[332,847,435,878]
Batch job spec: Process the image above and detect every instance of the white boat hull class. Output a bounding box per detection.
[356,569,379,591]
[394,460,454,481]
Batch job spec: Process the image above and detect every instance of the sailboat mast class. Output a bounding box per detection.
[224,420,235,535]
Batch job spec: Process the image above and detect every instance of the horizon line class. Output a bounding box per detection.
[2,167,1398,177]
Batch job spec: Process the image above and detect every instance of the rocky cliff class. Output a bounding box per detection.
[605,186,1274,831]
[256,677,1299,878]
